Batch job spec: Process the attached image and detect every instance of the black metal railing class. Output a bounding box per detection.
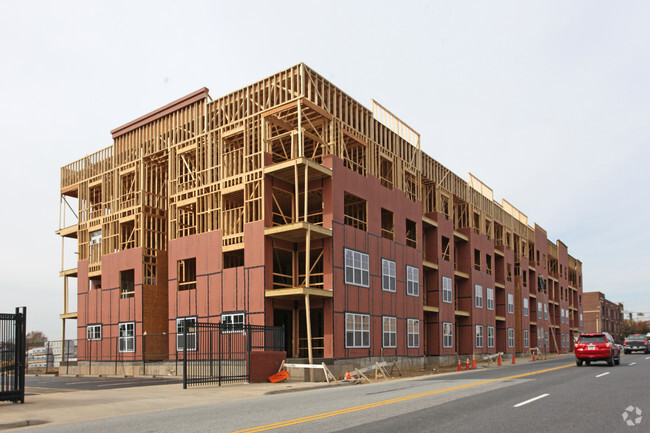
[1,307,26,404]
[182,322,284,388]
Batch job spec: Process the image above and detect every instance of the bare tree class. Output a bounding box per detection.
[26,331,48,346]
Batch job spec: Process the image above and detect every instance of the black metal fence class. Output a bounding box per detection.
[182,322,284,388]
[1,307,26,404]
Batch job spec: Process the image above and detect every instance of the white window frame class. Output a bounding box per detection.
[87,324,102,341]
[443,322,453,348]
[222,312,245,333]
[487,326,495,348]
[486,288,494,310]
[176,317,197,351]
[382,259,396,292]
[475,284,483,308]
[538,301,542,315]
[544,304,549,320]
[346,313,370,348]
[382,316,397,348]
[406,266,419,296]
[442,276,453,304]
[507,293,514,314]
[545,331,549,348]
[118,322,135,353]
[560,308,565,324]
[475,325,484,348]
[523,329,529,348]
[508,328,515,348]
[407,318,420,348]
[523,298,529,317]
[345,249,369,287]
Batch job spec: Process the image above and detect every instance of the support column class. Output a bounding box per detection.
[305,293,313,381]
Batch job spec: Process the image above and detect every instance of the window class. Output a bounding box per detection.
[545,331,549,348]
[346,313,370,348]
[89,276,101,291]
[118,322,135,352]
[443,322,453,348]
[487,326,495,348]
[507,293,514,314]
[475,325,484,348]
[475,284,483,308]
[486,254,492,275]
[523,330,529,348]
[382,316,397,348]
[222,313,245,333]
[507,263,513,282]
[176,317,197,351]
[87,324,102,341]
[474,249,481,271]
[523,298,529,317]
[538,301,542,315]
[406,219,417,249]
[441,236,450,261]
[178,258,197,291]
[544,304,548,320]
[381,208,394,240]
[442,276,453,303]
[560,308,565,324]
[120,269,135,299]
[406,266,419,296]
[486,288,494,310]
[508,328,515,348]
[382,259,396,292]
[344,192,367,231]
[407,319,420,348]
[345,249,369,287]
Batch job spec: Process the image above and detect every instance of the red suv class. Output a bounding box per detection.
[575,332,620,366]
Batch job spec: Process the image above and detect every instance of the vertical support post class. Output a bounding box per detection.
[305,293,313,382]
[297,101,303,158]
[182,319,188,389]
[304,164,308,223]
[294,164,299,222]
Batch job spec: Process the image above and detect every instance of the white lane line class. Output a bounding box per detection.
[596,372,610,378]
[646,357,650,360]
[97,382,136,387]
[630,362,637,366]
[514,393,550,408]
[63,381,98,385]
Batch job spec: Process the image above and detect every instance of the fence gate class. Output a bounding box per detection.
[1,307,26,403]
[182,321,284,388]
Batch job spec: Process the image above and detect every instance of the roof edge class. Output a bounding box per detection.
[110,87,210,139]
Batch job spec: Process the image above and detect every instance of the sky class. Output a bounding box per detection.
[1,0,649,339]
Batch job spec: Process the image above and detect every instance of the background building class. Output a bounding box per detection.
[583,291,624,341]
[57,64,583,370]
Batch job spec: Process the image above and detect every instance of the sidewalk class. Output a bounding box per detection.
[0,353,571,431]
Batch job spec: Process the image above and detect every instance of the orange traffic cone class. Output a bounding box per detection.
[532,352,536,362]
[498,353,502,366]
[512,352,516,364]
[345,371,352,380]
[457,358,462,371]
[466,358,470,370]
[472,354,476,368]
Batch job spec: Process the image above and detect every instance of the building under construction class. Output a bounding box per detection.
[57,64,584,370]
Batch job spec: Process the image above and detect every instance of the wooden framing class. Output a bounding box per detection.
[58,63,583,358]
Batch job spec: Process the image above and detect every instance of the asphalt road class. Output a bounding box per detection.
[26,375,182,394]
[28,353,650,433]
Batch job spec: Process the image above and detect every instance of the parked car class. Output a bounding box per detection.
[575,332,620,366]
[623,334,650,354]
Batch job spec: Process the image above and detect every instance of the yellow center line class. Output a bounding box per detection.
[231,363,574,433]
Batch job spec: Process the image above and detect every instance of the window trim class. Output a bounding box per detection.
[487,325,495,348]
[443,322,453,348]
[486,287,494,310]
[507,293,514,314]
[344,248,370,288]
[345,312,370,348]
[221,312,246,334]
[118,322,135,353]
[475,325,484,348]
[87,324,102,341]
[475,284,483,308]
[382,316,397,348]
[508,328,515,348]
[407,318,420,348]
[381,259,396,293]
[176,317,197,351]
[523,298,529,317]
[442,276,453,304]
[406,265,419,297]
[523,329,529,348]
